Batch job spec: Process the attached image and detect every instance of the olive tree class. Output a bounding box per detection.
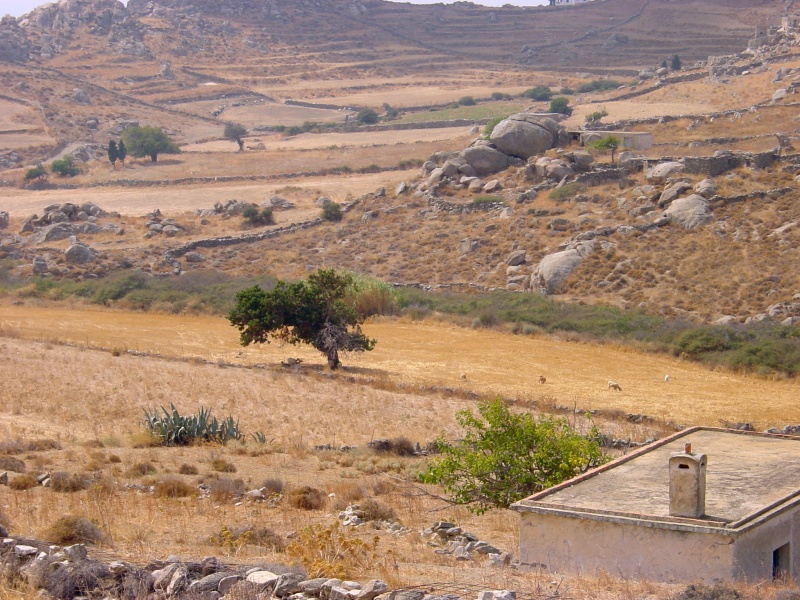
[223,122,248,151]
[121,126,180,163]
[227,269,376,369]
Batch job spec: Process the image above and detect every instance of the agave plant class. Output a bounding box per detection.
[143,403,243,446]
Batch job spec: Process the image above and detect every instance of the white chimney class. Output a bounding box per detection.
[669,442,707,518]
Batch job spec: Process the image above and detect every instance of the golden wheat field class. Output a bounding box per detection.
[2,303,798,428]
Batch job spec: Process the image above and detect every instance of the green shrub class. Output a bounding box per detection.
[521,86,552,101]
[356,108,379,125]
[242,206,274,227]
[584,108,608,124]
[491,92,512,100]
[576,79,622,94]
[143,403,242,446]
[676,327,737,357]
[549,97,572,116]
[321,202,343,222]
[559,87,575,95]
[549,182,587,202]
[45,516,106,545]
[420,398,607,513]
[458,96,476,106]
[50,155,81,177]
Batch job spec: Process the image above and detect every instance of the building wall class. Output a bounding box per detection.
[733,508,800,582]
[519,513,736,582]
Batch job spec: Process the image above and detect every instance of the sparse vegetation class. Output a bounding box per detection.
[588,135,621,163]
[458,96,476,106]
[154,476,196,498]
[584,107,608,124]
[286,522,381,578]
[549,181,587,202]
[483,115,506,139]
[23,164,47,182]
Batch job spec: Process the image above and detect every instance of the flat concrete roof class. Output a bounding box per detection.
[513,428,800,530]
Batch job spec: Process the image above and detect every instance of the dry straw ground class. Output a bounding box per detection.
[0,305,798,600]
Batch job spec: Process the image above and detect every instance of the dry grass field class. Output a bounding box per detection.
[2,303,798,429]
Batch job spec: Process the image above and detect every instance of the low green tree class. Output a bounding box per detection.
[458,96,476,106]
[549,96,573,116]
[227,269,376,369]
[588,135,621,163]
[108,140,119,170]
[120,126,180,163]
[356,108,379,125]
[420,398,607,514]
[50,155,81,177]
[223,122,248,151]
[117,140,127,167]
[24,164,47,182]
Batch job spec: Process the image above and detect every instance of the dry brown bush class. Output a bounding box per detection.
[209,477,245,502]
[261,477,284,495]
[359,498,396,522]
[126,462,156,477]
[9,473,38,491]
[179,463,199,475]
[155,477,196,498]
[45,515,106,545]
[50,471,92,493]
[0,456,26,473]
[210,457,237,473]
[288,486,326,510]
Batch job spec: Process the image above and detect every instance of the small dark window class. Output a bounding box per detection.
[678,464,689,469]
[773,543,790,579]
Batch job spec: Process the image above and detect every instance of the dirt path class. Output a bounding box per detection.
[1,304,797,428]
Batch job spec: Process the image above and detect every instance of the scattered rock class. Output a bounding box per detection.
[664,194,713,229]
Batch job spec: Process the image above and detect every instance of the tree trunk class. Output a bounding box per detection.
[237,140,244,151]
[327,349,340,370]
[150,154,158,162]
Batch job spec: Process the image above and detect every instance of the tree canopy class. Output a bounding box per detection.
[589,135,621,163]
[223,122,248,151]
[120,126,180,162]
[227,269,376,369]
[356,108,379,125]
[108,140,119,169]
[420,398,607,514]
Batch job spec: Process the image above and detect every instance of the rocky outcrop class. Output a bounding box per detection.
[646,161,684,182]
[532,249,584,294]
[64,236,97,264]
[461,144,509,177]
[664,194,713,228]
[0,16,30,63]
[489,114,565,159]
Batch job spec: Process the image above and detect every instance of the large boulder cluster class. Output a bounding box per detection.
[413,114,572,196]
[20,203,122,244]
